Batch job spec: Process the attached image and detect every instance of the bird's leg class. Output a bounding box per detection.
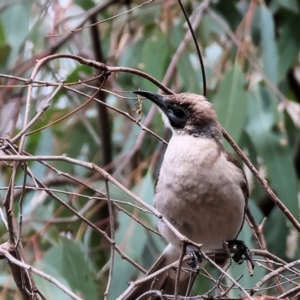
[186,245,202,273]
[226,240,255,270]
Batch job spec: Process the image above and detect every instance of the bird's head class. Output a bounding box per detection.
[133,91,222,140]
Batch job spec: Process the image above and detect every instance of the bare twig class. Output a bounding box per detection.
[16,164,27,249]
[0,154,202,250]
[252,259,300,293]
[64,85,167,144]
[103,180,115,300]
[174,242,186,300]
[201,251,253,300]
[245,211,284,294]
[221,127,300,232]
[49,0,154,37]
[11,81,65,143]
[118,256,190,300]
[177,0,207,96]
[28,171,146,274]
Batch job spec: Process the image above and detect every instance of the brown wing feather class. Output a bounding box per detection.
[224,151,249,237]
[214,151,249,266]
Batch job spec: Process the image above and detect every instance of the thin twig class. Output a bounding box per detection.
[25,77,106,139]
[103,180,115,300]
[201,251,253,300]
[29,173,146,274]
[64,85,167,144]
[246,211,284,294]
[48,0,154,37]
[221,127,300,232]
[279,284,300,299]
[3,162,37,298]
[0,150,148,274]
[16,164,27,249]
[114,0,208,178]
[221,274,243,297]
[11,80,65,143]
[174,242,186,300]
[252,259,300,293]
[177,0,207,96]
[0,154,202,249]
[118,256,190,300]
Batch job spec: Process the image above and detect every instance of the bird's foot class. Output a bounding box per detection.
[186,246,202,273]
[226,240,255,270]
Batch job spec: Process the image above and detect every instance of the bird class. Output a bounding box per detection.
[122,91,252,300]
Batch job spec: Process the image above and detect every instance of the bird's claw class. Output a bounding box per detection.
[227,240,255,270]
[186,248,202,272]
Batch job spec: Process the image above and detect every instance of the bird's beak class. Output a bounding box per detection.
[132,90,169,110]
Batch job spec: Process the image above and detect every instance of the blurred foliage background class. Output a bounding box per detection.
[0,0,300,299]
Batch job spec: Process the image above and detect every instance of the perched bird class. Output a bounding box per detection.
[123,91,252,299]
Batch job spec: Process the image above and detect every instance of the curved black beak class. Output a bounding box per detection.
[132,90,168,110]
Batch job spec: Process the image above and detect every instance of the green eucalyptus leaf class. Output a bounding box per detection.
[276,0,299,12]
[246,87,299,221]
[215,0,243,30]
[213,62,247,145]
[141,30,170,91]
[41,238,98,300]
[1,2,30,63]
[111,210,149,300]
[33,262,72,300]
[259,5,278,84]
[0,43,11,66]
[169,24,200,93]
[135,170,154,206]
[264,208,289,259]
[75,0,94,11]
[277,15,300,81]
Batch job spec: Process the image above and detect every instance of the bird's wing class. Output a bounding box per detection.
[214,151,249,266]
[224,151,249,236]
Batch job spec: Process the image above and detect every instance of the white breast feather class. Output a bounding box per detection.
[154,135,245,251]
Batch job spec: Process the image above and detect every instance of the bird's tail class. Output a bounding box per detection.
[120,244,196,300]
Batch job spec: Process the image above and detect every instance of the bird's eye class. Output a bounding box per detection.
[168,107,185,119]
[173,108,185,118]
[166,105,188,129]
